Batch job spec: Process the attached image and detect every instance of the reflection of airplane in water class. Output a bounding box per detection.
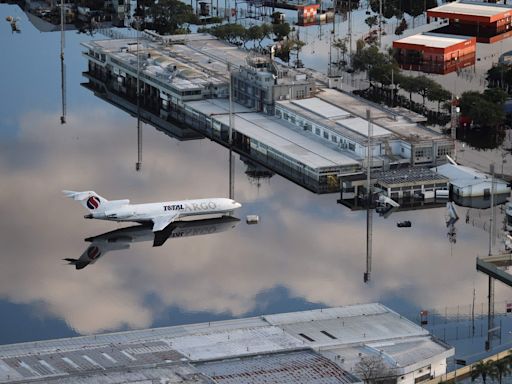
[65,216,240,269]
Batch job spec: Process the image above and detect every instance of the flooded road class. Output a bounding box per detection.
[1,3,512,361]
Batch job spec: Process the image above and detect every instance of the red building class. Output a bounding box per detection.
[297,4,320,26]
[393,32,476,74]
[427,0,512,43]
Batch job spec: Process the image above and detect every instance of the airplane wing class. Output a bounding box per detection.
[152,213,180,232]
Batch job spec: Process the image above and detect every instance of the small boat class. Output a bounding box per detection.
[397,220,411,228]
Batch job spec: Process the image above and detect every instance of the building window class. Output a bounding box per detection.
[348,143,355,151]
[323,131,329,139]
[331,136,338,143]
[315,128,321,135]
[304,123,312,132]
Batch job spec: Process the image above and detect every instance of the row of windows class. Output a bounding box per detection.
[276,107,358,153]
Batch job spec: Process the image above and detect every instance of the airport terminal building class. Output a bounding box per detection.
[82,33,453,192]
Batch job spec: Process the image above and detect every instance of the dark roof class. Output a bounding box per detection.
[376,167,448,186]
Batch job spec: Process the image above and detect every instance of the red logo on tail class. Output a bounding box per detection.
[86,196,100,210]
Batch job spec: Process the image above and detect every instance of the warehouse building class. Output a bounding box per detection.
[427,0,512,43]
[393,32,476,74]
[0,303,454,384]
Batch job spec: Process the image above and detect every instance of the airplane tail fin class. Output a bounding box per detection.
[63,258,90,270]
[62,190,109,213]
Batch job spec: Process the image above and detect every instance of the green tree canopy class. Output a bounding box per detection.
[460,91,505,128]
[146,0,198,35]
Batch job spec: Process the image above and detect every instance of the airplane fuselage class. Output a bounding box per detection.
[87,198,241,223]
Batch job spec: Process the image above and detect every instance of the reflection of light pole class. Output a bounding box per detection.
[228,62,234,200]
[451,98,459,161]
[136,17,142,172]
[60,0,66,124]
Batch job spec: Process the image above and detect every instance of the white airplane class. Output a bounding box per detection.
[64,216,240,269]
[63,190,242,232]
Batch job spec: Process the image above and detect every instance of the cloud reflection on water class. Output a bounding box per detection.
[0,106,508,337]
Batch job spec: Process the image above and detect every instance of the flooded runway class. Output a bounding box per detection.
[1,3,512,361]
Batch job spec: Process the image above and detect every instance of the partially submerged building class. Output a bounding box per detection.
[432,163,511,197]
[82,33,453,193]
[0,303,454,384]
[374,167,449,200]
[427,0,512,43]
[393,32,476,74]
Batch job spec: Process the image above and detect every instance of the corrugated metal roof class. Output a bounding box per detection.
[195,350,362,384]
[366,337,449,367]
[167,326,304,361]
[264,303,387,325]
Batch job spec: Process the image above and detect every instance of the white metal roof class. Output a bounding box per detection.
[213,113,360,169]
[264,303,388,325]
[428,1,512,18]
[394,33,473,49]
[167,326,304,361]
[186,99,252,115]
[291,98,351,119]
[366,337,451,368]
[335,116,391,138]
[432,163,509,188]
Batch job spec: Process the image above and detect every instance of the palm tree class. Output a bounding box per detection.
[491,357,511,384]
[471,360,495,384]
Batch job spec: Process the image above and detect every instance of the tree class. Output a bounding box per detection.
[484,87,507,105]
[333,37,348,64]
[490,357,512,384]
[146,0,198,35]
[460,91,505,128]
[471,360,496,384]
[353,355,393,384]
[272,22,290,41]
[427,83,452,113]
[365,15,378,31]
[415,75,438,110]
[395,18,408,35]
[398,75,420,106]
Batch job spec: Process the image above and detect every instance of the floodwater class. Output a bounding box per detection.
[1,3,512,365]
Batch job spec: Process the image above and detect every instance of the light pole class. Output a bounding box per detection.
[135,17,142,172]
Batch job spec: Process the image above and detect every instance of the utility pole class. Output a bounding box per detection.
[135,18,142,172]
[60,0,66,124]
[489,163,495,256]
[348,0,352,60]
[228,62,235,200]
[378,0,382,47]
[329,0,336,77]
[364,109,373,283]
[472,288,476,337]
